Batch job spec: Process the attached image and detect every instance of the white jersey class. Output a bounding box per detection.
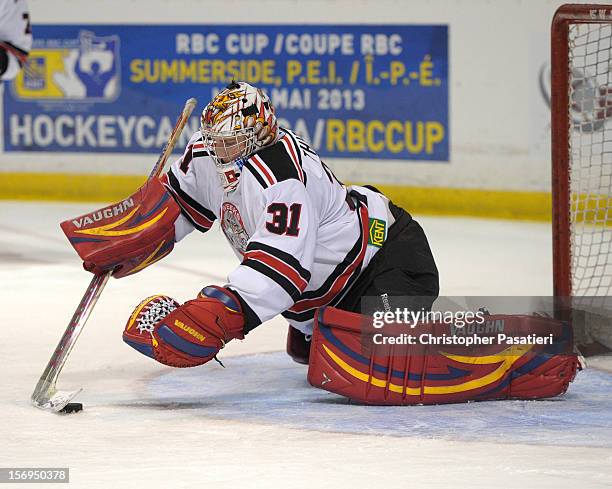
[163,128,394,335]
[0,0,31,80]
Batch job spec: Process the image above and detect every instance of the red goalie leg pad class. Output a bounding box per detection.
[307,307,579,405]
[123,286,245,368]
[60,177,181,278]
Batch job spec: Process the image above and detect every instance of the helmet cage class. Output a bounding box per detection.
[201,126,258,168]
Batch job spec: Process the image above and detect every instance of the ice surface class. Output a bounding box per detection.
[1,201,611,488]
[144,353,612,449]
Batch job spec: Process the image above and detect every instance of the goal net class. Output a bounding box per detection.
[552,5,612,297]
[552,5,612,351]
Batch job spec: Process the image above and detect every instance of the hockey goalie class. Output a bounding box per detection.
[61,81,578,405]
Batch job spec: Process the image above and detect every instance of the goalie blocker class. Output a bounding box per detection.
[60,177,180,278]
[308,307,579,405]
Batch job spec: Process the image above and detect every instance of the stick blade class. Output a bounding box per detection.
[32,388,82,413]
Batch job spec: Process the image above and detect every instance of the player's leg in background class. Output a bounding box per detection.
[286,325,312,365]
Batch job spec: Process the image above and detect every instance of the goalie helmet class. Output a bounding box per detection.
[201,81,279,192]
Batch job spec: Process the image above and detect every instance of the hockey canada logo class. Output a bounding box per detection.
[221,202,250,254]
[14,30,120,102]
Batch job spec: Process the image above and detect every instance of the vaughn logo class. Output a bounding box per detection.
[451,319,504,336]
[72,198,134,228]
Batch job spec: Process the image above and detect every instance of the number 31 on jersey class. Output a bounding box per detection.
[266,203,302,236]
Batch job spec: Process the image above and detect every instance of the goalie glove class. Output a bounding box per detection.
[123,286,245,367]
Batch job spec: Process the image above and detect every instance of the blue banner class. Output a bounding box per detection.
[4,25,449,161]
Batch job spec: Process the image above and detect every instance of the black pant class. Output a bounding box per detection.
[336,199,439,314]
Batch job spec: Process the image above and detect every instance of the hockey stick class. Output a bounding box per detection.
[31,98,198,412]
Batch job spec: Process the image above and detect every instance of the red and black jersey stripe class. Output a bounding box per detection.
[282,199,369,323]
[280,131,306,185]
[245,154,277,188]
[163,169,216,233]
[192,138,210,158]
[0,41,29,67]
[178,138,210,174]
[179,144,195,174]
[242,241,311,301]
[244,131,306,189]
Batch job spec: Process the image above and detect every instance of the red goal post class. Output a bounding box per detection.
[552,4,612,299]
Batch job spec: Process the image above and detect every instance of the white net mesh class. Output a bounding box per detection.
[135,296,178,334]
[568,22,612,296]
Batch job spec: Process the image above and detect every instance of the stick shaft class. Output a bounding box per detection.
[149,98,198,179]
[32,272,111,401]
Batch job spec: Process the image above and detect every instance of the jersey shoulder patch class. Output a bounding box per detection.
[244,132,306,189]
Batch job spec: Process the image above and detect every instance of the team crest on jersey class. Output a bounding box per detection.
[221,202,249,254]
[14,30,120,102]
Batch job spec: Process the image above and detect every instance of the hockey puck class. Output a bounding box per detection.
[59,402,83,414]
